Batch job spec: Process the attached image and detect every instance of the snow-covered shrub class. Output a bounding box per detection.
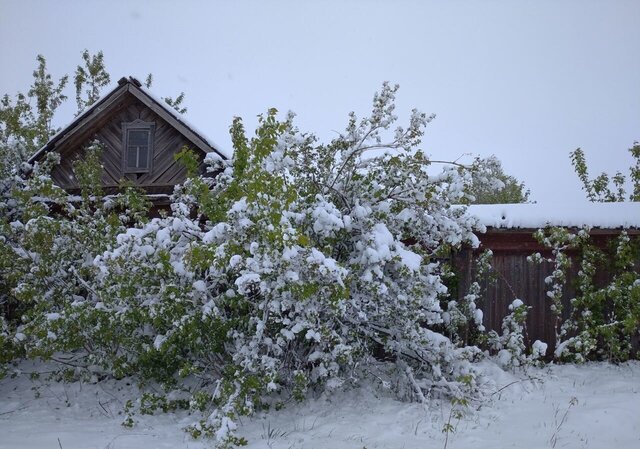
[466,155,530,204]
[555,232,640,362]
[0,151,67,371]
[443,249,491,347]
[102,85,487,444]
[488,299,546,369]
[3,85,497,447]
[529,227,590,344]
[0,143,151,372]
[89,213,211,381]
[157,85,487,444]
[0,315,11,378]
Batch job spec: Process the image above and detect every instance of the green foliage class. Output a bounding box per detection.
[174,146,200,177]
[531,227,589,342]
[533,227,640,362]
[488,299,541,369]
[73,141,104,203]
[0,92,34,171]
[0,55,68,160]
[141,72,187,114]
[144,74,153,89]
[560,232,640,362]
[442,389,470,449]
[164,92,187,115]
[139,392,190,415]
[28,55,69,149]
[1,82,494,448]
[0,143,151,374]
[570,144,640,202]
[468,155,530,204]
[0,50,189,173]
[74,49,110,115]
[443,249,493,346]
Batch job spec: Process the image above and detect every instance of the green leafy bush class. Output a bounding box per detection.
[532,227,640,362]
[1,85,500,447]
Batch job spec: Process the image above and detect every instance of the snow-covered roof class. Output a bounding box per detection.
[467,202,640,230]
[29,76,228,164]
[134,81,229,159]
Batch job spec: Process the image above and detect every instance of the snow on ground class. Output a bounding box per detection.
[1,361,638,449]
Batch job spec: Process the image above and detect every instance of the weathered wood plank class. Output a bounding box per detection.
[38,79,222,206]
[457,229,640,355]
[151,136,187,182]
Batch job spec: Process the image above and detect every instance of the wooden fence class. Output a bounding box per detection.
[454,229,639,355]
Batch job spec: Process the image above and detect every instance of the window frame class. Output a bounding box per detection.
[122,119,155,174]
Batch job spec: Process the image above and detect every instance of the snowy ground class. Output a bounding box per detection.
[1,361,638,449]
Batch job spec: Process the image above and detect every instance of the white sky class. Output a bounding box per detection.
[1,0,639,203]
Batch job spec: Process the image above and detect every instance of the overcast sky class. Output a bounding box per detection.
[1,0,639,203]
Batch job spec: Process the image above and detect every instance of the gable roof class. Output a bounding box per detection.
[29,76,228,164]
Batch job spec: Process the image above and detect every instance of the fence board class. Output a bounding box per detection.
[456,230,639,355]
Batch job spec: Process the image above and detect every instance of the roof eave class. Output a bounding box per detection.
[28,77,228,165]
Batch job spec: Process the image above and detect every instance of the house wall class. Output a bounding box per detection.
[49,92,198,195]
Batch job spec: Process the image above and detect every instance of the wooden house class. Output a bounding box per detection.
[28,76,227,205]
[457,202,640,354]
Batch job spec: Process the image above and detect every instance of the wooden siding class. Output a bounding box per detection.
[472,252,574,349]
[456,230,639,354]
[49,92,199,194]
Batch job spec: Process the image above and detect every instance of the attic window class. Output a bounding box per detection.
[122,120,155,174]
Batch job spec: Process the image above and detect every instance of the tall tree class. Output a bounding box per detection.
[468,155,530,204]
